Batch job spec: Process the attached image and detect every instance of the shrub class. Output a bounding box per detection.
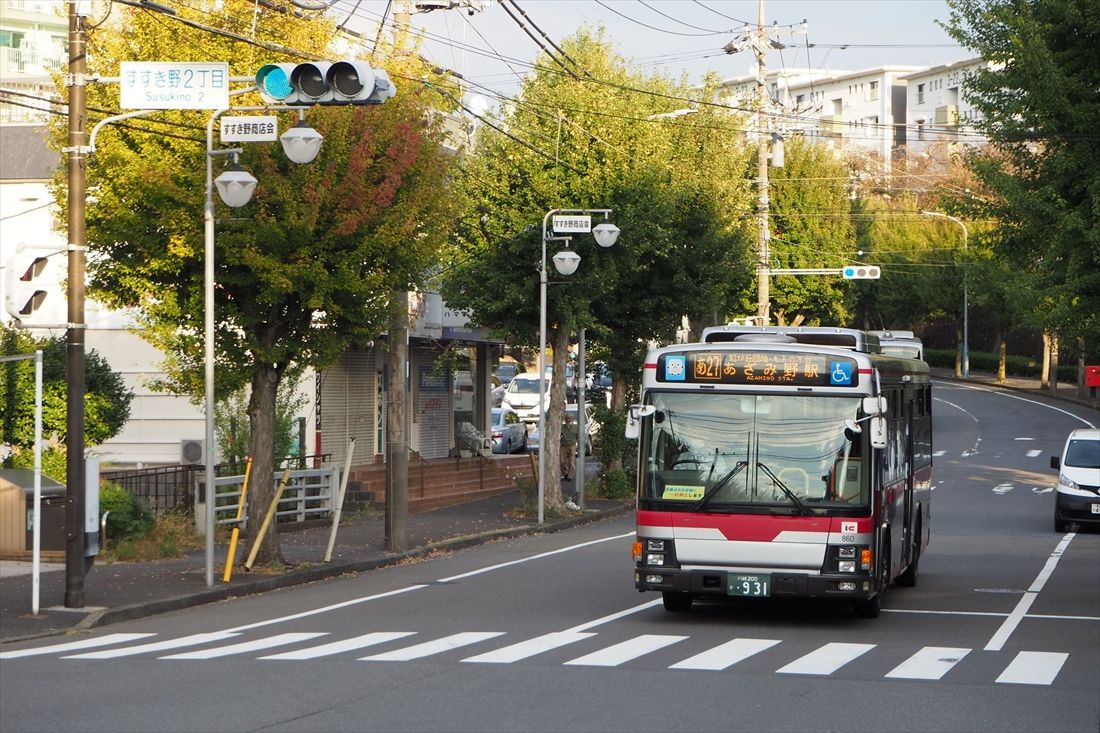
[99,482,154,542]
[594,467,634,501]
[924,348,1077,381]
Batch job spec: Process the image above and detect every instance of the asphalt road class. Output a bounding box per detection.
[1,379,1097,733]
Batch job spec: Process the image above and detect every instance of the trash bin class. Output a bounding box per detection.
[1085,366,1100,388]
[25,486,67,552]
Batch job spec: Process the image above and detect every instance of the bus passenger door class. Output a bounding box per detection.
[901,400,916,568]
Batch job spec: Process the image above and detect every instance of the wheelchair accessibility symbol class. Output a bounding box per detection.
[830,361,854,385]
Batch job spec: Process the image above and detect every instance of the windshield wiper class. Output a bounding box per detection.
[691,460,748,512]
[756,463,813,516]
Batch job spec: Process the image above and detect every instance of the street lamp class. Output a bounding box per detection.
[537,208,618,524]
[201,108,322,586]
[921,211,969,378]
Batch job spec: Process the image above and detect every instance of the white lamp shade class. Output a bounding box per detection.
[214,167,257,208]
[592,221,620,248]
[280,123,324,164]
[552,249,581,276]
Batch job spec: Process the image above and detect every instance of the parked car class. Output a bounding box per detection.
[495,361,525,386]
[526,404,597,456]
[490,406,528,454]
[543,363,579,401]
[502,373,550,424]
[1051,428,1100,532]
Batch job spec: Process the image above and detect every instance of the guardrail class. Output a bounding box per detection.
[208,467,340,528]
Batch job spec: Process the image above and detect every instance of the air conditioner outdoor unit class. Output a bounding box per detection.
[935,105,959,126]
[180,439,205,465]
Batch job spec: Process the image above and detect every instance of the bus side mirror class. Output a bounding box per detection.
[625,404,655,440]
[862,395,887,415]
[869,416,887,449]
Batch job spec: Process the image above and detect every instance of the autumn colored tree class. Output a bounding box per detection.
[50,0,456,564]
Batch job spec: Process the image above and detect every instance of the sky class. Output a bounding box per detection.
[331,1,969,107]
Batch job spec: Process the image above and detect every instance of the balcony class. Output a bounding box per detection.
[934,105,959,126]
[819,115,846,137]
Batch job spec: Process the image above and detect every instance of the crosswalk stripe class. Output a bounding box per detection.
[0,633,155,660]
[462,631,597,663]
[160,633,328,660]
[259,632,417,660]
[360,632,505,661]
[63,632,241,659]
[669,637,782,671]
[996,651,1068,685]
[885,646,970,680]
[776,642,875,675]
[564,634,687,667]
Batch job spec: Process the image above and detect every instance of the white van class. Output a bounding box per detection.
[1051,428,1100,531]
[502,373,550,424]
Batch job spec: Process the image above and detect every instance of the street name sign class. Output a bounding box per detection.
[119,62,230,110]
[220,116,278,142]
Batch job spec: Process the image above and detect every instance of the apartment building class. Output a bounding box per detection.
[900,57,990,156]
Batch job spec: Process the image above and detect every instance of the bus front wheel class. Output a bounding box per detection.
[662,592,693,612]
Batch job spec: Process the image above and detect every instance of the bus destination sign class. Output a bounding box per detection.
[658,352,858,387]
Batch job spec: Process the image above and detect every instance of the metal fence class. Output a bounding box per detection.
[208,467,340,528]
[101,464,199,515]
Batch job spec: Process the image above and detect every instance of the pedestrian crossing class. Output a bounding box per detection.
[0,630,1070,685]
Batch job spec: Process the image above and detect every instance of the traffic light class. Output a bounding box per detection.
[255,61,397,106]
[4,245,62,325]
[842,265,881,280]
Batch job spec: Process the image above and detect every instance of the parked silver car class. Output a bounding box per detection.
[490,406,529,454]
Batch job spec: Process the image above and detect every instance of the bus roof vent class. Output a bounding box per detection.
[732,333,797,343]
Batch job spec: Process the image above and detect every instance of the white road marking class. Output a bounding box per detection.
[436,531,636,583]
[985,532,1076,651]
[993,484,1014,494]
[0,633,155,659]
[1032,487,1053,494]
[1026,449,1042,457]
[564,634,687,667]
[1014,437,1035,441]
[160,632,326,660]
[258,632,416,660]
[885,646,970,680]
[946,382,1096,429]
[361,632,504,661]
[996,651,1068,685]
[223,585,429,634]
[462,632,596,663]
[669,637,781,671]
[776,643,875,675]
[933,450,947,457]
[64,632,240,659]
[564,598,664,633]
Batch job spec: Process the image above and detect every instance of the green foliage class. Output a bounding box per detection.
[944,0,1100,348]
[215,374,308,474]
[1,325,133,472]
[6,444,67,481]
[99,482,154,542]
[594,467,634,501]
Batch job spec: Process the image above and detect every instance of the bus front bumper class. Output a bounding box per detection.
[635,566,876,601]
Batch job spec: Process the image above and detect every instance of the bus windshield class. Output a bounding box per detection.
[639,393,867,512]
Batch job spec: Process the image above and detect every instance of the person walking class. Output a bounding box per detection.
[560,411,579,481]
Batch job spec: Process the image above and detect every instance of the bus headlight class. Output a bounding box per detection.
[838,560,856,573]
[646,539,666,552]
[646,553,665,566]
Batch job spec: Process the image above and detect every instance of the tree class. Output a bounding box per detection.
[441,29,753,509]
[944,0,1100,355]
[1,324,133,475]
[52,1,457,565]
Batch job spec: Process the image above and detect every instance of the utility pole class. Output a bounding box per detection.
[385,293,408,552]
[753,0,771,324]
[724,3,806,325]
[64,0,89,608]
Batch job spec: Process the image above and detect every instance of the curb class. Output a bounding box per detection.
[36,501,634,638]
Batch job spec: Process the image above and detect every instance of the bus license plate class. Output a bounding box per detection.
[1091,504,1100,514]
[728,573,770,597]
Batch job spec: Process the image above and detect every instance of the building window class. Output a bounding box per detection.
[869,81,879,101]
[917,83,925,104]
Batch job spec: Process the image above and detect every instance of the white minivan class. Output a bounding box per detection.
[1050,428,1100,532]
[502,373,550,424]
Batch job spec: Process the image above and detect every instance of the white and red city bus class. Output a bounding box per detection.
[627,326,932,617]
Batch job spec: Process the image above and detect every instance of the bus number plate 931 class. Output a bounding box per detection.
[728,573,770,597]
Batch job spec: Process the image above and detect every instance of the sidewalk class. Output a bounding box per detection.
[0,488,632,644]
[930,366,1100,411]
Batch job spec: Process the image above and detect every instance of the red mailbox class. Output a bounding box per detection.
[1086,365,1100,388]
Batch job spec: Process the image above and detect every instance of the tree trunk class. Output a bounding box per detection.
[608,377,627,473]
[1041,330,1051,389]
[1077,339,1086,399]
[246,359,283,567]
[1048,330,1059,395]
[998,339,1007,383]
[542,326,570,514]
[385,292,409,552]
[955,324,963,378]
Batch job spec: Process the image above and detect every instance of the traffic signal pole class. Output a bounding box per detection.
[64,0,89,608]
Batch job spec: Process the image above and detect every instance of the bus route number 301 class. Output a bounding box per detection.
[728,573,771,597]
